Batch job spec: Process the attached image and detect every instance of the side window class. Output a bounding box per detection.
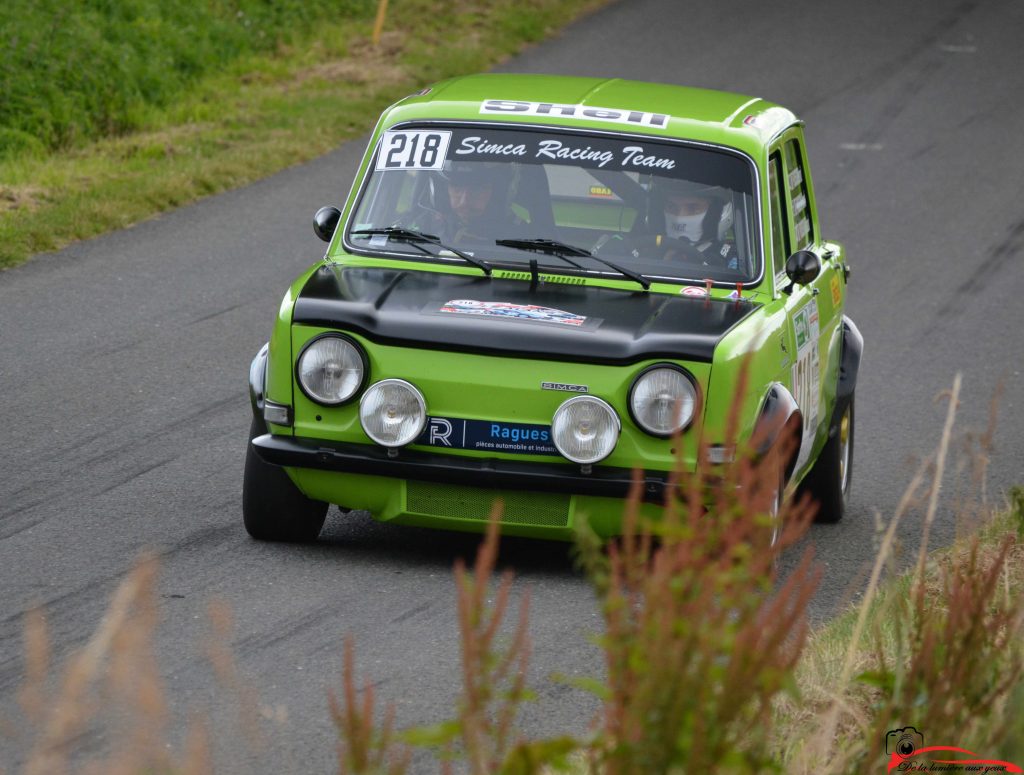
[768,152,790,276]
[784,139,814,250]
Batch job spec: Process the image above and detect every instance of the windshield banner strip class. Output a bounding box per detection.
[446,129,750,191]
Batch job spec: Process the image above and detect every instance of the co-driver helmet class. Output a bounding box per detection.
[655,178,734,243]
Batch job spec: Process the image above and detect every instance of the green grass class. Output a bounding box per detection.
[0,0,609,270]
[0,0,378,154]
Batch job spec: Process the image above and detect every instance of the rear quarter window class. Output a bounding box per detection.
[784,139,814,250]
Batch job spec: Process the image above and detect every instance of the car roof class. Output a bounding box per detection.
[380,74,799,156]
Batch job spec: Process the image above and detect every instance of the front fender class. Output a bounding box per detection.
[752,383,803,484]
[832,316,863,432]
[248,342,269,417]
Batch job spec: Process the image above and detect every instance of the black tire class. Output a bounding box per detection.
[800,397,854,524]
[243,417,328,542]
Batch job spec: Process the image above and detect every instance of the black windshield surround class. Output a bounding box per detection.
[342,121,764,289]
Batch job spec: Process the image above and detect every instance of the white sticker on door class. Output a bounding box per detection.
[791,300,820,473]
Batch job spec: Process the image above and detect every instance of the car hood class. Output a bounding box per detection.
[293,265,760,365]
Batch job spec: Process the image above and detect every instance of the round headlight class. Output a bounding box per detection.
[551,396,620,465]
[629,366,698,436]
[359,379,427,448]
[297,335,365,405]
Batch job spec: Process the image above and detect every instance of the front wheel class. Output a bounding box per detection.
[800,397,854,524]
[243,417,328,542]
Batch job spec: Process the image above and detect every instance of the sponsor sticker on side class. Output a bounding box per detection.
[681,286,708,297]
[791,300,821,474]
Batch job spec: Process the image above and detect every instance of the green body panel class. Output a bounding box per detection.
[253,74,852,540]
[289,468,650,540]
[265,267,319,415]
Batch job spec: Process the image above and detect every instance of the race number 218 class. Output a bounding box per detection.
[376,130,452,171]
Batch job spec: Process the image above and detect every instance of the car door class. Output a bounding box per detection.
[769,131,841,476]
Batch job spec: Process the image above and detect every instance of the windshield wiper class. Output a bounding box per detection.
[495,238,586,269]
[351,227,491,276]
[495,238,650,290]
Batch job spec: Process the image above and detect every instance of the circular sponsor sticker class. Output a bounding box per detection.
[681,286,708,297]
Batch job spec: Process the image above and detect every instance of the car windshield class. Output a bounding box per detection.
[346,125,760,284]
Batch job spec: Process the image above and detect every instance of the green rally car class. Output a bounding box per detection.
[243,74,862,542]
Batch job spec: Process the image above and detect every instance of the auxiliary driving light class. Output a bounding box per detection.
[551,395,620,465]
[359,379,427,448]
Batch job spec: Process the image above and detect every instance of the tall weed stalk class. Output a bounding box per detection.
[328,638,410,775]
[451,504,534,774]
[575,395,821,773]
[334,502,540,774]
[15,557,214,775]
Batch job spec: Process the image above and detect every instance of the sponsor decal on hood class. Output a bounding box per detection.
[439,299,587,327]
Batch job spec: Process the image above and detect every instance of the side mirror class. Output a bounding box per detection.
[784,250,821,286]
[313,206,341,243]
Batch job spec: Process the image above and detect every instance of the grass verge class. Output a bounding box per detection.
[0,0,609,271]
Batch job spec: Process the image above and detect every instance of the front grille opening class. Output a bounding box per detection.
[406,481,569,528]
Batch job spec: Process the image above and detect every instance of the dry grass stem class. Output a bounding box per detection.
[328,638,409,775]
[205,599,263,751]
[453,501,534,775]
[915,373,963,582]
[24,557,160,775]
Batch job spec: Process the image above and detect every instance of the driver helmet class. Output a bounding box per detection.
[436,161,512,226]
[657,178,734,243]
[438,160,506,189]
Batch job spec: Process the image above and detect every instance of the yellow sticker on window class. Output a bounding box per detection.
[589,186,613,198]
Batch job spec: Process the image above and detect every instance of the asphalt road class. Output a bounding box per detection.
[2,0,1023,770]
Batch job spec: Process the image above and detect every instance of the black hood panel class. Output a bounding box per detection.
[292,266,759,365]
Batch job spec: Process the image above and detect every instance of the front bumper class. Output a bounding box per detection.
[252,433,673,504]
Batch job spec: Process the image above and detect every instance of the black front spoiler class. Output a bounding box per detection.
[251,433,673,503]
